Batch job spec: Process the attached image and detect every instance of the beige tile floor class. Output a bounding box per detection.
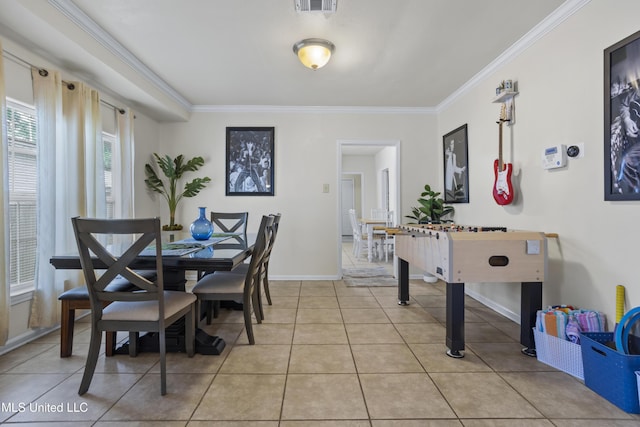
[0,241,638,425]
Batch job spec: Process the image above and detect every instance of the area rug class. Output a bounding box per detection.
[343,277,397,287]
[343,267,392,278]
[343,267,396,287]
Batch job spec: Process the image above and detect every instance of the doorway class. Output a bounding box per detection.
[337,140,400,278]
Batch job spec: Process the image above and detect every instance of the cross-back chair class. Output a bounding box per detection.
[227,213,281,320]
[210,211,248,239]
[191,214,274,345]
[72,216,196,396]
[195,212,249,282]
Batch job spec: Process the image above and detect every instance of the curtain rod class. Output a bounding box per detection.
[3,49,126,114]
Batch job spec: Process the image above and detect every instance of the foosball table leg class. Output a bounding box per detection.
[397,257,410,305]
[520,281,542,357]
[446,282,465,358]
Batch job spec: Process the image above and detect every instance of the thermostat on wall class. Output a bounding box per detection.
[542,144,567,169]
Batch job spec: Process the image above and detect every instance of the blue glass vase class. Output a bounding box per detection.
[190,207,213,240]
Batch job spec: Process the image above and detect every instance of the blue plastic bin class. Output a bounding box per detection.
[581,332,640,413]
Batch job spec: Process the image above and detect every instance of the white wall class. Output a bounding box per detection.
[150,112,438,278]
[437,0,640,324]
[343,154,377,218]
[375,146,398,222]
[341,173,362,224]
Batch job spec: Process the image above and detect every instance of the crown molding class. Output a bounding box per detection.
[437,0,591,112]
[191,104,437,115]
[47,0,191,111]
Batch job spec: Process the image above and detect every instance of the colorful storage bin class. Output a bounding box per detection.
[581,332,640,413]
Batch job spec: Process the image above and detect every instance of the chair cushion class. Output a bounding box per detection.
[102,291,196,321]
[226,264,249,275]
[58,271,157,300]
[59,278,133,300]
[191,272,245,295]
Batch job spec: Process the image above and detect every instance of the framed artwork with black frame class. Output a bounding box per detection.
[604,29,640,201]
[442,124,469,203]
[226,127,275,196]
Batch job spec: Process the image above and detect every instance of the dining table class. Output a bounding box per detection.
[359,218,388,262]
[49,231,256,355]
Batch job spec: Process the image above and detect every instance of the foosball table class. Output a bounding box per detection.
[395,224,547,358]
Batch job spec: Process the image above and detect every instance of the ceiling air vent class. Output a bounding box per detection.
[295,0,337,13]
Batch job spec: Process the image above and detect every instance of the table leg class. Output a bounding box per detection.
[520,281,542,356]
[446,282,465,358]
[163,269,187,291]
[397,257,410,305]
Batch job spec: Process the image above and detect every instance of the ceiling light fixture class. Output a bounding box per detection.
[293,38,335,70]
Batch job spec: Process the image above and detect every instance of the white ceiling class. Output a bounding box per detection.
[0,0,573,121]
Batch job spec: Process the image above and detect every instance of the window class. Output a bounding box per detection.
[7,100,37,294]
[102,131,115,220]
[6,98,115,294]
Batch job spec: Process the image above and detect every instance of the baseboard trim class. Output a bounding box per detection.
[464,288,520,324]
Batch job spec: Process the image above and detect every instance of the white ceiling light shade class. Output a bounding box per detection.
[293,38,335,70]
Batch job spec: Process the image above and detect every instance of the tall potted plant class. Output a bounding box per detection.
[144,153,211,230]
[405,184,454,224]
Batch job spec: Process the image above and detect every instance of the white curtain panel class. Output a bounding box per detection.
[29,68,66,328]
[62,81,105,218]
[0,40,10,345]
[112,108,135,246]
[29,70,102,328]
[114,107,134,219]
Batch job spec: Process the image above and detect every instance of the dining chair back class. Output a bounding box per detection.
[370,208,388,220]
[252,213,281,319]
[348,209,368,259]
[211,211,248,236]
[196,212,249,281]
[72,216,196,395]
[261,213,281,303]
[191,214,274,345]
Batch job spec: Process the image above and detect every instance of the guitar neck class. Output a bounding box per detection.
[497,103,508,170]
[498,120,503,170]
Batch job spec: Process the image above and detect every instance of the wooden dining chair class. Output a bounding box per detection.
[72,216,196,396]
[227,213,281,320]
[195,212,249,284]
[191,215,274,345]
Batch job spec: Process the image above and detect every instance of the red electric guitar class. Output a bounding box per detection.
[492,106,514,205]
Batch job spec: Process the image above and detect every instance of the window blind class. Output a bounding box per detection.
[7,102,37,292]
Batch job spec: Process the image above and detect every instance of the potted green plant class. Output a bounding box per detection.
[144,153,211,230]
[405,184,455,224]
